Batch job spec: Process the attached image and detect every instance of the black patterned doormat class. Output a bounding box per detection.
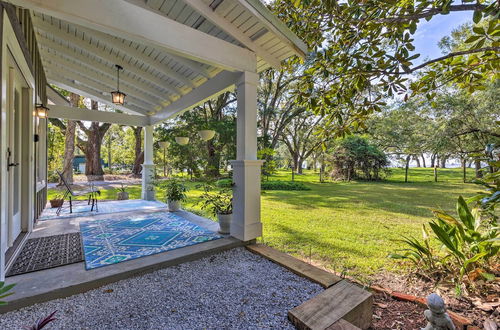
[6,233,83,277]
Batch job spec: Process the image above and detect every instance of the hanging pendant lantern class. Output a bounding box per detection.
[111,64,126,105]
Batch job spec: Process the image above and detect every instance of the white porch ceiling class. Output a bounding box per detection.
[10,0,307,122]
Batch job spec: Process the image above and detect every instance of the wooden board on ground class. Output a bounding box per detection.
[246,244,341,288]
[288,280,373,330]
[326,319,361,330]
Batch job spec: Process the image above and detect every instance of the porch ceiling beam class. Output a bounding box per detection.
[33,17,197,89]
[183,0,281,69]
[46,74,148,116]
[48,104,150,126]
[43,59,162,110]
[34,27,183,98]
[151,71,240,124]
[46,84,69,105]
[11,0,257,72]
[38,41,172,105]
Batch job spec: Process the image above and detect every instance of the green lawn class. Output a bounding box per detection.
[48,167,478,280]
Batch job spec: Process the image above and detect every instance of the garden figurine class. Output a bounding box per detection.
[421,293,455,330]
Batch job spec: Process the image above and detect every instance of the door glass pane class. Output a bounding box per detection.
[13,88,20,214]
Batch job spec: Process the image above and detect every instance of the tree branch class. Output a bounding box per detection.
[375,4,488,23]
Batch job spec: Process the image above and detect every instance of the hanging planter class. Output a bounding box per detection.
[198,130,216,141]
[175,137,190,145]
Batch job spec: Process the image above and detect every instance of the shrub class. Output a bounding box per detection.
[47,171,59,183]
[216,178,233,188]
[329,136,389,181]
[216,179,310,191]
[261,181,310,191]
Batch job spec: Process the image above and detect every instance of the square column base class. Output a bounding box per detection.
[141,164,156,201]
[230,160,264,242]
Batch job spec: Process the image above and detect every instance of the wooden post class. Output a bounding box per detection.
[434,166,438,182]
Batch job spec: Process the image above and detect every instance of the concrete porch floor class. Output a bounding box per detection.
[1,207,244,313]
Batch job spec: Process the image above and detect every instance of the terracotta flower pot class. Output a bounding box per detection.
[50,199,64,208]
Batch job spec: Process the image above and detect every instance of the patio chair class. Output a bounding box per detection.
[56,170,100,216]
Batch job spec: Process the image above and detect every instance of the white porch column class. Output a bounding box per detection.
[230,71,263,242]
[141,125,155,201]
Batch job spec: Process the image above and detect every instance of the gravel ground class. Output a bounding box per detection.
[0,248,322,329]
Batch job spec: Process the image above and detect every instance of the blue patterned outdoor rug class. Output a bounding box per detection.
[79,212,223,270]
[39,200,167,220]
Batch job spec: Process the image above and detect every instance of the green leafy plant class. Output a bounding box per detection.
[0,281,15,305]
[198,185,233,216]
[163,179,187,202]
[391,155,500,290]
[261,181,310,191]
[117,183,127,193]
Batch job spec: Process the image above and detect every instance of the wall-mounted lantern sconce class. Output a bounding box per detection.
[35,103,49,118]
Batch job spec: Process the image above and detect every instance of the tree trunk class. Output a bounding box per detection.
[59,93,79,185]
[404,155,411,183]
[107,133,112,173]
[474,159,483,178]
[440,156,447,168]
[421,154,426,168]
[132,126,143,176]
[77,101,110,181]
[297,158,304,174]
[414,155,421,168]
[430,154,436,168]
[205,140,220,177]
[462,157,467,183]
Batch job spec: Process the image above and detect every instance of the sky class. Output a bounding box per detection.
[413,10,473,63]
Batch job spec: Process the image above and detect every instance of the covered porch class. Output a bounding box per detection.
[0,0,307,281]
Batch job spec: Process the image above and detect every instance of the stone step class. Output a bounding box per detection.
[288,280,373,330]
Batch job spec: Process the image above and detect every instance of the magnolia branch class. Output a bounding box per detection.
[375,4,488,23]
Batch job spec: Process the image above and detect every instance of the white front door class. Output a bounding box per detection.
[6,51,28,247]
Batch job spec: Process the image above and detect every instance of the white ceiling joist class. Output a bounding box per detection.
[151,71,240,124]
[11,0,257,72]
[46,74,146,116]
[183,0,281,69]
[35,28,183,98]
[42,58,163,108]
[38,41,173,105]
[48,104,150,127]
[44,62,156,111]
[33,17,198,89]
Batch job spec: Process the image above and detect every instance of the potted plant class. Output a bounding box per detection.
[198,185,232,234]
[49,194,64,208]
[116,183,129,200]
[164,179,187,211]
